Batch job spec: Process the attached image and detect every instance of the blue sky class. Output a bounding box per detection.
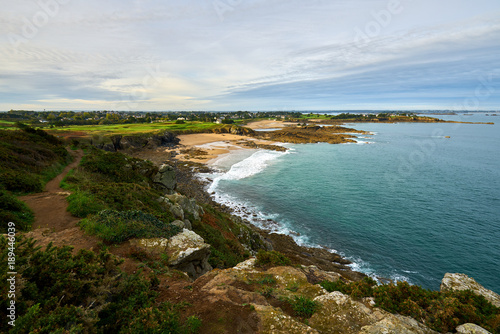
[1,0,499,111]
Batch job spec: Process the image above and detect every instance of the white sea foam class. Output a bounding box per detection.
[207,149,288,192]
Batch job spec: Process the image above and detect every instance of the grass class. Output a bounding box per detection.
[288,296,320,318]
[47,121,221,137]
[79,209,181,244]
[255,250,291,267]
[0,126,72,194]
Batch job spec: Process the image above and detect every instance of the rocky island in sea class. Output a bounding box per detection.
[1,111,498,333]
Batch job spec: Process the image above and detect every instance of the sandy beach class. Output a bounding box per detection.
[172,121,286,164]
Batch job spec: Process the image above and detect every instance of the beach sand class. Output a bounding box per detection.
[173,125,282,164]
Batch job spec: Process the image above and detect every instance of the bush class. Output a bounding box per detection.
[288,296,320,318]
[0,236,200,333]
[79,209,181,243]
[255,250,291,267]
[191,205,250,269]
[79,149,155,184]
[0,128,70,194]
[0,190,34,232]
[1,170,43,193]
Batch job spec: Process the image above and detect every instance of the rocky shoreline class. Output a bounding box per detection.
[127,134,368,283]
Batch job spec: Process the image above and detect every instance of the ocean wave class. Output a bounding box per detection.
[207,149,289,192]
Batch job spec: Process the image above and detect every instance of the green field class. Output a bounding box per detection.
[0,120,16,129]
[46,121,221,137]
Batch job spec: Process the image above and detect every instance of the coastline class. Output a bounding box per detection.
[168,121,368,281]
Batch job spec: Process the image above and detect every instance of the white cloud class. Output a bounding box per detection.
[1,0,499,110]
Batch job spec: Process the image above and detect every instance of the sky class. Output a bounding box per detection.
[1,0,500,111]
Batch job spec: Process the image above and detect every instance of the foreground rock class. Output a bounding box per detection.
[195,258,439,334]
[441,273,500,307]
[456,323,492,334]
[129,229,212,278]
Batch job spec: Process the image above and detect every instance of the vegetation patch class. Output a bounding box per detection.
[0,190,34,232]
[255,250,292,267]
[0,236,201,333]
[191,205,250,269]
[79,209,181,244]
[62,148,174,223]
[320,278,500,333]
[288,296,320,318]
[0,125,71,193]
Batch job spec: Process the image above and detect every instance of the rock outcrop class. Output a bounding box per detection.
[456,323,492,334]
[441,273,500,307]
[153,164,177,194]
[129,229,212,278]
[160,193,205,221]
[195,258,440,334]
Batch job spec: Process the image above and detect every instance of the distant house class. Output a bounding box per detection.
[215,118,223,124]
[177,117,186,121]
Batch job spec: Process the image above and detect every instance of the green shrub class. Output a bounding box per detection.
[321,276,377,299]
[0,236,200,333]
[289,296,320,318]
[255,250,291,267]
[0,190,34,232]
[0,128,70,194]
[1,170,43,193]
[79,149,155,183]
[191,205,249,269]
[66,191,107,218]
[79,210,181,243]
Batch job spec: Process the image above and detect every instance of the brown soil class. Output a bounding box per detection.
[21,149,84,232]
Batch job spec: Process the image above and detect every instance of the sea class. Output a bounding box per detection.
[201,113,500,292]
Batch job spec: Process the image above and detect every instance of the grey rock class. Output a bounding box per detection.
[153,164,176,194]
[309,291,438,334]
[166,194,204,221]
[456,323,492,334]
[129,229,212,279]
[171,220,186,229]
[183,219,192,230]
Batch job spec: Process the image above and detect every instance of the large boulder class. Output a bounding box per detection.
[166,229,212,278]
[153,164,176,194]
[440,273,500,307]
[456,323,492,334]
[129,229,212,279]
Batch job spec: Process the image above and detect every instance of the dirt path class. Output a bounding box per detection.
[20,149,84,232]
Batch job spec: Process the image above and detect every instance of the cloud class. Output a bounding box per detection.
[1,0,499,110]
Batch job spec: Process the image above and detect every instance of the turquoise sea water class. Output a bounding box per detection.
[206,113,500,292]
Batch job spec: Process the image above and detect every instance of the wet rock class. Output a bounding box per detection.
[440,273,500,307]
